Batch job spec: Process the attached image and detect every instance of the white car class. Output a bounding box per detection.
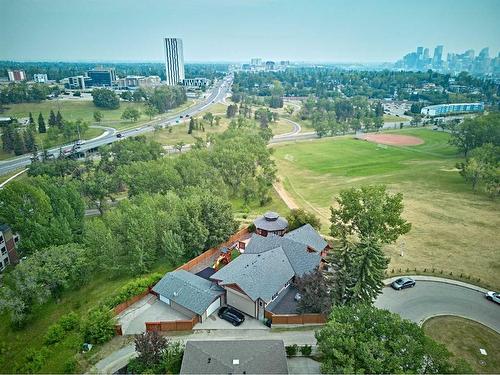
[485,291,500,304]
[76,139,86,146]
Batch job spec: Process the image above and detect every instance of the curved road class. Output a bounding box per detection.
[375,279,500,333]
[0,76,232,175]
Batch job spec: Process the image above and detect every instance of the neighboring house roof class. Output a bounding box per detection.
[253,211,288,232]
[284,223,328,252]
[0,224,11,233]
[244,233,321,277]
[180,340,288,374]
[152,270,224,315]
[211,247,294,302]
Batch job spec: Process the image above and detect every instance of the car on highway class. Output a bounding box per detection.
[116,133,122,138]
[76,139,86,146]
[391,277,416,290]
[485,291,500,304]
[218,306,245,326]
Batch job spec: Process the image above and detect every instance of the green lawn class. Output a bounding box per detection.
[383,114,409,122]
[0,262,174,374]
[272,128,500,289]
[424,316,500,373]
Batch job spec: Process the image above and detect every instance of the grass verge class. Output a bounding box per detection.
[423,316,500,373]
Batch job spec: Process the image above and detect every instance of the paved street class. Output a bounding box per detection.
[0,76,232,175]
[375,280,500,333]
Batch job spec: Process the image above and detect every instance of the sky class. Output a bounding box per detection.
[1,0,499,63]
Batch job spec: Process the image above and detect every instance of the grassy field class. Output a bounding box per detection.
[424,316,500,373]
[273,128,500,288]
[0,261,174,374]
[383,114,409,122]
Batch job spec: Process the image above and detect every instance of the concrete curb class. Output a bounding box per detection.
[384,275,490,294]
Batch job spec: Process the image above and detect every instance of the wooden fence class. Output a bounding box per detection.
[145,316,199,332]
[265,310,326,325]
[113,288,153,316]
[176,227,249,272]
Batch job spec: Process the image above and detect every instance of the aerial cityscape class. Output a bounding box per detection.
[0,0,499,374]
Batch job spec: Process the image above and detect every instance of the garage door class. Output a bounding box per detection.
[227,289,255,317]
[205,297,221,317]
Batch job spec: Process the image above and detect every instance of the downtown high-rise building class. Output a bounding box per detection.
[164,38,185,86]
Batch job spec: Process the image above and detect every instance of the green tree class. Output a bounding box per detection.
[316,305,471,374]
[120,91,133,101]
[92,88,120,109]
[28,112,35,125]
[134,331,167,370]
[121,107,141,122]
[188,117,195,134]
[202,112,214,126]
[1,123,16,153]
[226,104,238,118]
[286,208,321,231]
[38,112,46,133]
[144,105,158,120]
[23,124,37,152]
[81,308,115,344]
[93,110,103,123]
[55,111,63,129]
[48,110,57,127]
[330,185,411,244]
[13,129,26,155]
[458,143,500,196]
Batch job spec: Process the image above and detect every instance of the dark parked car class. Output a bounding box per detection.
[116,133,122,138]
[391,277,416,290]
[218,306,245,326]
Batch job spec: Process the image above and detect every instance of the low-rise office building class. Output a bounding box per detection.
[421,102,484,117]
[7,69,26,82]
[33,74,48,83]
[183,77,210,88]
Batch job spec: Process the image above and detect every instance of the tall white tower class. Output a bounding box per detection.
[164,38,185,86]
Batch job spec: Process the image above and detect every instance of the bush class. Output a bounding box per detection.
[59,312,80,331]
[18,347,50,373]
[300,344,312,356]
[102,273,162,309]
[44,323,65,345]
[285,344,298,356]
[248,223,256,232]
[81,308,115,344]
[63,358,77,373]
[161,341,184,374]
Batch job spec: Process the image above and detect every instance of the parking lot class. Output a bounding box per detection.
[117,294,194,334]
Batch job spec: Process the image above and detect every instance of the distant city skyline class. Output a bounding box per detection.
[1,0,500,63]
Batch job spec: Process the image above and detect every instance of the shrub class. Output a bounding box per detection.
[248,223,256,232]
[300,344,312,356]
[59,312,80,331]
[285,344,298,356]
[44,323,65,345]
[161,341,184,374]
[81,308,115,344]
[18,347,49,373]
[63,358,77,373]
[102,273,163,309]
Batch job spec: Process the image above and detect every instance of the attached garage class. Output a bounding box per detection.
[153,270,225,322]
[226,286,256,317]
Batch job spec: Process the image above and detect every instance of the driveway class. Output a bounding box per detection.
[117,294,193,334]
[375,280,500,333]
[194,307,268,330]
[287,357,321,374]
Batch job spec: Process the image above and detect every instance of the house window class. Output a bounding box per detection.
[1,246,6,255]
[0,235,4,243]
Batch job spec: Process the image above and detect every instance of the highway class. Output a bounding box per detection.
[0,76,232,175]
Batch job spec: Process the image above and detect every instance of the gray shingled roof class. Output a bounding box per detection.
[180,340,288,374]
[253,211,288,232]
[152,270,224,315]
[285,223,328,252]
[211,247,294,302]
[244,233,321,277]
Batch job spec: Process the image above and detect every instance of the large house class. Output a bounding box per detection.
[211,219,329,320]
[0,224,20,273]
[180,340,288,374]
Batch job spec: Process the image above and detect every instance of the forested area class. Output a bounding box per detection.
[233,68,499,105]
[0,125,275,327]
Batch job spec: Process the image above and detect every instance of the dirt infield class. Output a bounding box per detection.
[362,133,424,146]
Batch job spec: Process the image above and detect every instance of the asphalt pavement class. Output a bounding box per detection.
[375,279,500,333]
